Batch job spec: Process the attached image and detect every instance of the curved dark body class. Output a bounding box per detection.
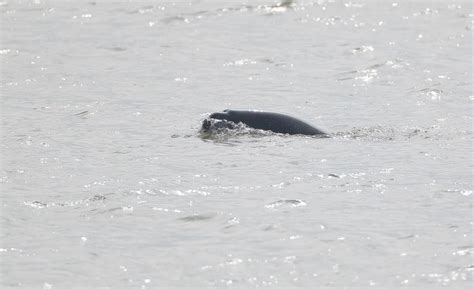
[207,109,327,136]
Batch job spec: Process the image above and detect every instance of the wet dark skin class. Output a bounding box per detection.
[203,109,328,136]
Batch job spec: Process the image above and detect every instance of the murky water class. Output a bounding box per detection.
[1,0,473,288]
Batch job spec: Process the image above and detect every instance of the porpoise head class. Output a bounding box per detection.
[201,110,238,133]
[209,109,234,122]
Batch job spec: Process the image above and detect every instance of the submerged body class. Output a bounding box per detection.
[203,109,328,136]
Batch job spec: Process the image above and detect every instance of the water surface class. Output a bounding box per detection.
[1,0,473,288]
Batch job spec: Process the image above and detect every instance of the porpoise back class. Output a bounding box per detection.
[208,109,327,136]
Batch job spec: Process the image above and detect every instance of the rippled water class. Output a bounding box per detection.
[1,0,473,288]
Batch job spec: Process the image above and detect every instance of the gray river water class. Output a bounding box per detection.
[1,0,473,288]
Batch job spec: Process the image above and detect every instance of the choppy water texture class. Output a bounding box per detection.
[1,0,473,288]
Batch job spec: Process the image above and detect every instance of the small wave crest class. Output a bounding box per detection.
[199,118,273,141]
[333,125,459,141]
